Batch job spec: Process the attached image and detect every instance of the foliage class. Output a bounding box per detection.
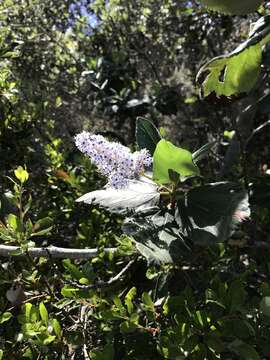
[199,0,263,15]
[0,0,270,359]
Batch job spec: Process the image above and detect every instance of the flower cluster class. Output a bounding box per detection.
[75,131,152,189]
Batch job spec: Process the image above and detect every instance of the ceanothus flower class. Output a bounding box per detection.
[75,131,152,189]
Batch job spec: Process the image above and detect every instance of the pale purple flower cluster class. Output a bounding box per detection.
[75,131,152,189]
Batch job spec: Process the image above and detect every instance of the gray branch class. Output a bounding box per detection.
[0,245,117,259]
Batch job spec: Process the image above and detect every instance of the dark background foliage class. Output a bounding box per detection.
[0,0,270,359]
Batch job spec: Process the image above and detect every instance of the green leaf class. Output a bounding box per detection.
[61,285,79,298]
[195,310,204,328]
[199,0,263,15]
[124,287,137,314]
[197,16,270,98]
[153,139,199,184]
[25,303,33,322]
[229,339,260,360]
[39,303,48,325]
[260,297,270,317]
[113,296,126,316]
[142,292,155,312]
[123,211,189,264]
[32,217,53,236]
[14,166,29,183]
[0,312,12,324]
[176,182,249,246]
[22,347,33,359]
[198,45,261,98]
[192,141,216,163]
[7,214,23,232]
[43,335,56,345]
[136,117,161,155]
[62,259,84,280]
[52,318,62,338]
[0,349,3,360]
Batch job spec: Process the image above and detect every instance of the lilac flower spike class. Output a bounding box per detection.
[75,131,152,189]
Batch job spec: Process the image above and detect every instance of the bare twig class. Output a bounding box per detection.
[0,245,117,259]
[80,305,91,360]
[67,258,137,290]
[246,119,270,144]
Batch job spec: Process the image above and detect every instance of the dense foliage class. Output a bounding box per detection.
[1,0,270,359]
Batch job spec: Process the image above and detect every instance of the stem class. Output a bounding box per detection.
[67,258,137,290]
[18,182,24,223]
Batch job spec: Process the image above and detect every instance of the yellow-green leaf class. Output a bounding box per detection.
[14,166,29,183]
[153,139,199,184]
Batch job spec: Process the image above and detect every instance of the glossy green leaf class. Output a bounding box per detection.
[199,0,263,15]
[0,312,12,324]
[142,292,155,312]
[62,259,84,280]
[43,335,56,345]
[52,319,62,338]
[124,287,137,314]
[197,16,270,98]
[7,214,23,232]
[176,182,250,246]
[39,303,48,325]
[25,303,33,322]
[136,117,161,155]
[123,211,190,264]
[14,166,29,183]
[61,286,79,298]
[32,217,53,237]
[153,139,199,184]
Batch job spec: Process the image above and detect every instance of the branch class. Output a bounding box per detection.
[0,245,117,259]
[246,119,270,144]
[67,258,137,290]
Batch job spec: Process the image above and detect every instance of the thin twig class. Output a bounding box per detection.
[246,119,270,144]
[67,258,137,290]
[81,305,90,360]
[6,294,47,312]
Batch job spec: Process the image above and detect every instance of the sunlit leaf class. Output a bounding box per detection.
[197,16,270,98]
[153,140,199,184]
[14,166,29,183]
[199,0,263,15]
